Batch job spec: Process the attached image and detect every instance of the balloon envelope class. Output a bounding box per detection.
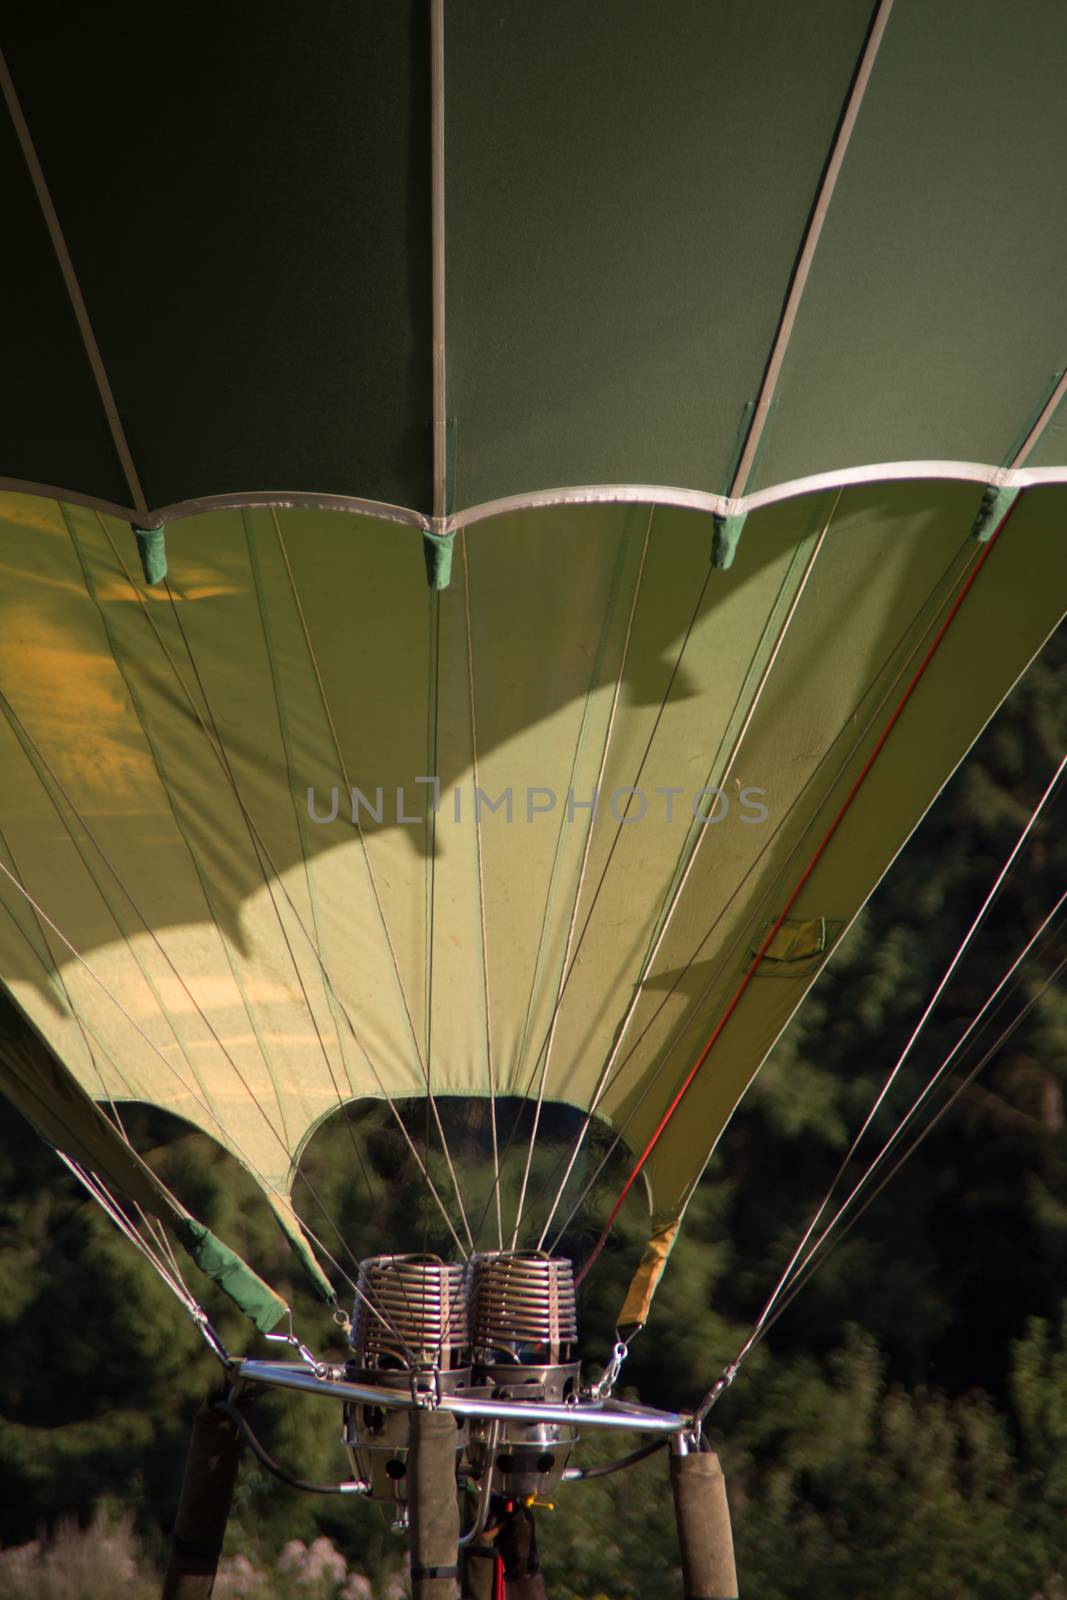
[0,1,1064,1318]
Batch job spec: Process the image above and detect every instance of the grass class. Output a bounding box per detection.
[0,1508,397,1600]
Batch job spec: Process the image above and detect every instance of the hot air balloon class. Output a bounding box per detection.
[0,3,1065,1595]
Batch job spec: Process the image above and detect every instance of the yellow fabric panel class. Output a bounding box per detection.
[618,1218,681,1330]
[0,482,1062,1286]
[636,487,1066,1224]
[432,506,650,1097]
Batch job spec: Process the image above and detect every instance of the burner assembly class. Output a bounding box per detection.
[227,1242,713,1597]
[219,1240,727,1599]
[343,1251,580,1520]
[466,1252,580,1504]
[343,1255,470,1516]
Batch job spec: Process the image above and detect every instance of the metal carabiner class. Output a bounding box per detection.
[264,1315,330,1380]
[692,1360,739,1427]
[592,1329,638,1401]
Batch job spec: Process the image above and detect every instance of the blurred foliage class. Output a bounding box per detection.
[0,627,1063,1597]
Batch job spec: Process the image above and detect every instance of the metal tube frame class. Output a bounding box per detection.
[236,1359,688,1435]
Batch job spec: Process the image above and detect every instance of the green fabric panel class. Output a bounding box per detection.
[711,513,747,571]
[1025,384,1067,469]
[970,485,1019,544]
[1,1,433,510]
[750,0,1067,491]
[445,0,874,502]
[0,79,128,504]
[4,6,1064,517]
[133,525,167,585]
[0,497,430,1201]
[1001,370,1066,468]
[177,1218,287,1333]
[422,529,455,590]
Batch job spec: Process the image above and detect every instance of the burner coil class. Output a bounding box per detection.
[351,1254,469,1372]
[467,1251,577,1363]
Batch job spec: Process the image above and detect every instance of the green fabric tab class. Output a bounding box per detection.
[712,513,746,570]
[178,1219,288,1333]
[422,529,455,590]
[133,524,167,584]
[971,485,1019,543]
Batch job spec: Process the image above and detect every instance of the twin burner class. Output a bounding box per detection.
[351,1255,470,1373]
[344,1251,580,1514]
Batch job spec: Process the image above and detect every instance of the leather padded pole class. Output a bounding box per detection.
[669,1449,739,1600]
[162,1399,243,1600]
[409,1407,460,1599]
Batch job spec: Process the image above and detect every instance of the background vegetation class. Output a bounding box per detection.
[0,628,1064,1599]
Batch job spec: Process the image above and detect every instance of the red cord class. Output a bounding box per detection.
[494,1551,505,1600]
[575,502,1017,1287]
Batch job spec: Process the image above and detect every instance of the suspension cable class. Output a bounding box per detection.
[541,533,985,1257]
[756,953,1066,1346]
[694,929,1066,1423]
[465,552,712,1257]
[0,857,422,1359]
[722,746,1066,1351]
[89,512,469,1261]
[734,894,1067,1366]
[459,532,505,1250]
[58,1154,200,1314]
[510,510,655,1248]
[576,503,1020,1286]
[534,504,835,1249]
